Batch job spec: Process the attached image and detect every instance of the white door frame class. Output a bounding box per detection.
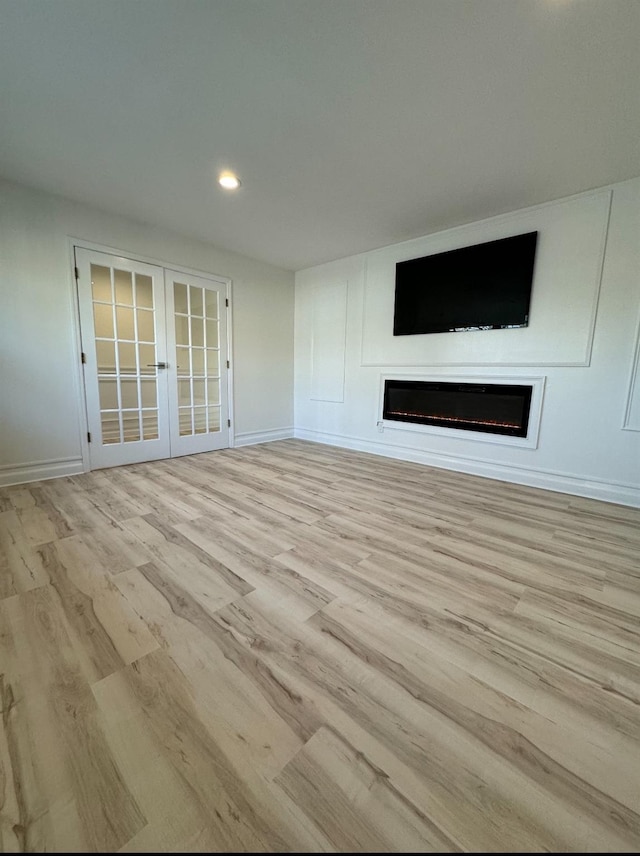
[68,237,235,473]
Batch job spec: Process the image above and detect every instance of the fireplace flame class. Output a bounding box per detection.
[388,410,520,430]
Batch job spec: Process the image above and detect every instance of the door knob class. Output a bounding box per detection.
[147,362,168,369]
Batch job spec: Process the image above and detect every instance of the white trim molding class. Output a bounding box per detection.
[378,373,546,449]
[294,427,640,508]
[310,279,348,402]
[0,457,85,487]
[234,427,294,447]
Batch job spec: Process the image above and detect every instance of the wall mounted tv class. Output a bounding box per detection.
[393,231,538,336]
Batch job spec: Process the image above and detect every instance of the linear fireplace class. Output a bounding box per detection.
[382,379,533,438]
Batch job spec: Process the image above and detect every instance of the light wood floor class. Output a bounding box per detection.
[1,440,639,852]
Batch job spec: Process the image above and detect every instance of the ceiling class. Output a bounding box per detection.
[1,1,638,272]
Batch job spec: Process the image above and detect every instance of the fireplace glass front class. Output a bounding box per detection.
[383,380,533,438]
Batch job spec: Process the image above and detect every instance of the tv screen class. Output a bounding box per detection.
[393,231,538,336]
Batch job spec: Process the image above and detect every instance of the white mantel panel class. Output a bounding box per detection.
[362,189,611,367]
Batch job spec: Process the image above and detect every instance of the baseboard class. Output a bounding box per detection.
[0,456,85,487]
[294,428,640,508]
[234,427,295,448]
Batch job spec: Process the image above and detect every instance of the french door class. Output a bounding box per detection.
[76,248,229,469]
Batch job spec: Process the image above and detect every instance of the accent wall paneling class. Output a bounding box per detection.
[310,280,348,403]
[360,188,612,367]
[623,311,640,431]
[294,177,640,507]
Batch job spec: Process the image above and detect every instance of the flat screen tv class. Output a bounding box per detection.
[393,231,538,336]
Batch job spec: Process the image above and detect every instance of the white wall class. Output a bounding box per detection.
[0,178,294,484]
[295,179,640,507]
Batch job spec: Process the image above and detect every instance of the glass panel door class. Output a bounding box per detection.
[76,249,171,469]
[165,270,229,456]
[77,251,230,468]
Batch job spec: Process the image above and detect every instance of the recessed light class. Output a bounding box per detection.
[218,171,241,190]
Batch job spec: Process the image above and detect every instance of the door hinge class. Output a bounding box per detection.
[74,266,79,280]
[225,298,229,307]
[226,359,230,369]
[81,352,86,364]
[227,419,231,428]
[87,432,92,443]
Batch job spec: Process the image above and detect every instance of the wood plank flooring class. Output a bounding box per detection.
[1,439,639,852]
